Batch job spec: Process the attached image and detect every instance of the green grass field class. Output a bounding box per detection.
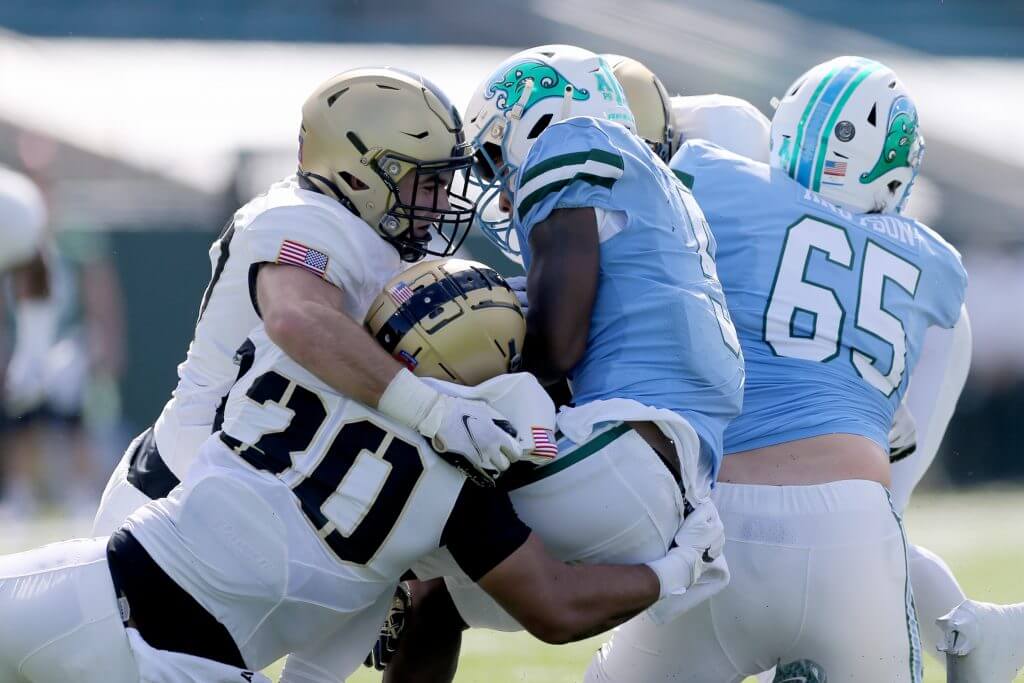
[4,488,1020,682]
[335,488,1024,683]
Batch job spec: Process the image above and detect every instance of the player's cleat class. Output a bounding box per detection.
[939,599,1024,682]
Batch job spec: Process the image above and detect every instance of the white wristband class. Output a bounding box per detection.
[377,368,441,433]
[646,546,699,600]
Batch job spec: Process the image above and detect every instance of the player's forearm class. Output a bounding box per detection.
[550,563,660,643]
[264,298,401,407]
[505,561,659,645]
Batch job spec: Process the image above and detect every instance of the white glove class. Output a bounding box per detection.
[889,399,917,461]
[4,299,57,416]
[645,500,729,623]
[505,275,529,313]
[378,369,524,486]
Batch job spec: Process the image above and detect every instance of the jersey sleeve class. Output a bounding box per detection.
[514,118,626,240]
[239,204,368,298]
[917,222,969,330]
[440,482,530,582]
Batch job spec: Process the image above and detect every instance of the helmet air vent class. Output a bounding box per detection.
[527,113,554,140]
[326,88,349,107]
[346,131,369,155]
[867,103,877,126]
[376,83,401,91]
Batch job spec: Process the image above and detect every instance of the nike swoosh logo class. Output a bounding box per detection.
[461,415,484,458]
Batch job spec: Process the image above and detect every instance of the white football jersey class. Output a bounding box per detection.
[671,94,770,163]
[125,327,531,675]
[0,165,47,272]
[153,176,405,478]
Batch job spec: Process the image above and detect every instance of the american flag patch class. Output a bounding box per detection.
[531,427,558,459]
[824,159,848,177]
[396,349,418,371]
[278,240,329,277]
[389,282,415,306]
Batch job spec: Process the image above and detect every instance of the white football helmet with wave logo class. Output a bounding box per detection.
[770,56,924,214]
[464,44,635,257]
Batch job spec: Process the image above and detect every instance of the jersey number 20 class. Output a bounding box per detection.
[764,216,921,396]
[228,370,424,565]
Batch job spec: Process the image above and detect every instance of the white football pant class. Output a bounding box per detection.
[586,480,923,682]
[429,424,688,631]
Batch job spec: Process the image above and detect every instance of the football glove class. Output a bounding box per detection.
[645,500,730,624]
[889,400,917,462]
[364,583,412,671]
[378,369,524,486]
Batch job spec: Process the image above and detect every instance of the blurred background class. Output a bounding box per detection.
[2,0,1021,519]
[0,2,1021,680]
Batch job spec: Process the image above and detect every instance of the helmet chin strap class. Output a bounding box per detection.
[559,84,576,121]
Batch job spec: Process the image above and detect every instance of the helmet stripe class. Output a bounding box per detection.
[788,65,840,178]
[795,60,870,187]
[811,62,881,192]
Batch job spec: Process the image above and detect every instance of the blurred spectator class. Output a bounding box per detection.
[1,161,127,520]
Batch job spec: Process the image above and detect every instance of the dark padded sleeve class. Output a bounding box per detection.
[440,482,531,581]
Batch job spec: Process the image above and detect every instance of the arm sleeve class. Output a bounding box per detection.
[890,307,972,511]
[671,94,771,163]
[440,482,531,582]
[239,205,366,295]
[514,120,625,240]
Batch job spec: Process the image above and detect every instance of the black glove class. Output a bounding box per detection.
[364,582,413,671]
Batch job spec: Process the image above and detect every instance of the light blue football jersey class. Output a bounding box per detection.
[670,139,968,454]
[513,117,745,473]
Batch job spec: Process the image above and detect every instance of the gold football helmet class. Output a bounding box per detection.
[605,55,674,162]
[298,67,476,262]
[365,258,524,385]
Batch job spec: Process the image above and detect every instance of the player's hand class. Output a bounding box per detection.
[505,275,529,313]
[364,583,412,671]
[888,400,917,462]
[644,500,729,625]
[418,394,524,486]
[658,500,725,593]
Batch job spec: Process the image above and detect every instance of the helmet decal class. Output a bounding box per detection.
[859,96,919,185]
[486,60,590,112]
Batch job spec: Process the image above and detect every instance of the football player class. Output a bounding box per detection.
[611,55,1024,682]
[603,54,770,165]
[0,165,57,518]
[381,44,743,681]
[0,259,722,683]
[92,67,528,535]
[587,56,967,682]
[0,165,53,418]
